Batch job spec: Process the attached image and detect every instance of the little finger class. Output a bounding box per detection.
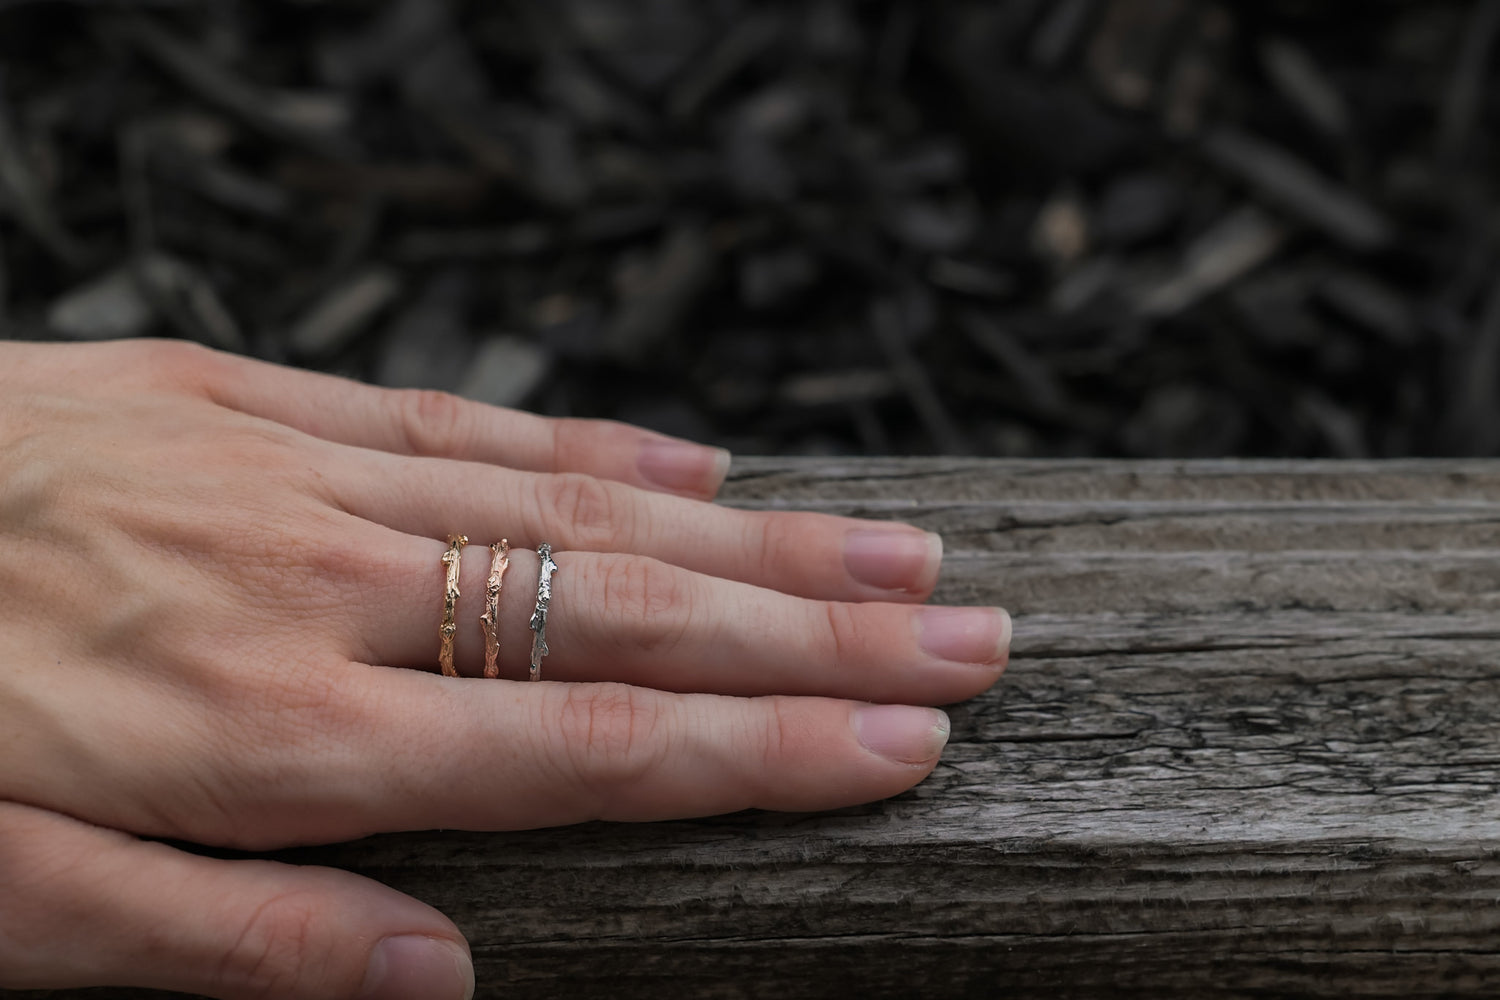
[190,345,732,499]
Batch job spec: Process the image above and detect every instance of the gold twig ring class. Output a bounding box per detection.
[439,534,467,677]
[480,539,510,679]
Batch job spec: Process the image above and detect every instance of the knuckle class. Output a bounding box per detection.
[131,339,233,396]
[591,557,690,655]
[552,683,666,812]
[212,890,337,999]
[822,601,862,666]
[393,388,472,457]
[758,697,795,774]
[550,418,635,474]
[750,512,807,583]
[174,427,320,521]
[293,515,362,588]
[216,424,304,472]
[537,473,628,550]
[134,337,215,379]
[547,419,592,474]
[323,524,401,593]
[254,662,353,744]
[243,658,363,752]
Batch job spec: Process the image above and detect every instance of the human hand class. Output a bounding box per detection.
[0,340,1010,999]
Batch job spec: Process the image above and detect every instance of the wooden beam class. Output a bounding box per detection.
[17,459,1500,999]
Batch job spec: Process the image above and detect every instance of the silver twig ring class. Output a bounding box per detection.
[528,543,558,681]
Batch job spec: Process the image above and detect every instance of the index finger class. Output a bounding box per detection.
[179,343,733,499]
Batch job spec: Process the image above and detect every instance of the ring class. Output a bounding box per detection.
[480,539,510,680]
[528,543,558,682]
[439,534,467,678]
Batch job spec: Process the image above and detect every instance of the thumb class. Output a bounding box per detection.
[0,801,474,1000]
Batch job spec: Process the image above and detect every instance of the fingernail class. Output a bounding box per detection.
[843,530,943,593]
[360,935,475,1000]
[637,440,732,496]
[917,607,1011,666]
[852,704,950,764]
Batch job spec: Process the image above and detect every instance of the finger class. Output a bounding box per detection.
[354,541,1009,705]
[337,668,953,832]
[188,343,731,498]
[327,456,944,603]
[0,801,473,1000]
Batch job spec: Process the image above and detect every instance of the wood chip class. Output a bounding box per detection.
[288,267,403,358]
[870,297,969,454]
[1315,270,1417,347]
[928,258,1016,299]
[113,16,356,160]
[1136,206,1286,318]
[607,224,714,364]
[48,254,242,350]
[1261,38,1350,138]
[1439,0,1500,161]
[457,336,552,409]
[1087,0,1188,109]
[779,369,899,408]
[1201,127,1392,252]
[1031,0,1098,69]
[668,12,780,120]
[1447,277,1500,455]
[0,85,85,266]
[961,311,1073,420]
[48,265,155,340]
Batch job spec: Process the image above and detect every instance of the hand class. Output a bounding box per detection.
[0,340,1009,999]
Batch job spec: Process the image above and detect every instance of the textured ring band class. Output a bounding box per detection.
[528,543,559,682]
[480,539,510,679]
[438,534,467,678]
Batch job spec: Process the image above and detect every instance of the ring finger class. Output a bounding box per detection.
[350,533,1009,706]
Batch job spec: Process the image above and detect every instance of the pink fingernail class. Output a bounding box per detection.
[843,530,943,593]
[637,440,732,496]
[852,704,951,764]
[360,935,474,1000]
[917,607,1011,666]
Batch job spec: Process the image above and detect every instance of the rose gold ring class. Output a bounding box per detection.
[438,534,467,677]
[480,539,510,679]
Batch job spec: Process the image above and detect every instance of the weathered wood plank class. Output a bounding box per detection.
[725,457,1500,502]
[13,458,1500,999]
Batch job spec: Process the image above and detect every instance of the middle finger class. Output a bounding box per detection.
[323,447,943,604]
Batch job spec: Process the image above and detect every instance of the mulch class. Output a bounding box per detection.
[0,0,1496,457]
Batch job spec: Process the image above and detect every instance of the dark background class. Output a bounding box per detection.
[0,0,1496,458]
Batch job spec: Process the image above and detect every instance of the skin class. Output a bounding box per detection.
[0,339,1009,999]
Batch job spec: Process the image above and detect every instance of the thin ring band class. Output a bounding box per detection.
[480,539,511,679]
[529,543,558,682]
[439,534,467,678]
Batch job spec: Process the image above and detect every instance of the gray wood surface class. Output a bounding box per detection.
[17,458,1500,999]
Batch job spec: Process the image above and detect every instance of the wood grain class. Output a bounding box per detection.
[15,459,1500,999]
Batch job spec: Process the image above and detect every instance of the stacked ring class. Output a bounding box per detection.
[528,543,559,682]
[480,540,510,680]
[436,536,559,681]
[438,535,467,678]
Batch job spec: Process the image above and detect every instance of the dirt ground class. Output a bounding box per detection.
[1,0,1497,457]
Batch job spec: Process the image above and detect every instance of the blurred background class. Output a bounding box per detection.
[0,0,1496,458]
